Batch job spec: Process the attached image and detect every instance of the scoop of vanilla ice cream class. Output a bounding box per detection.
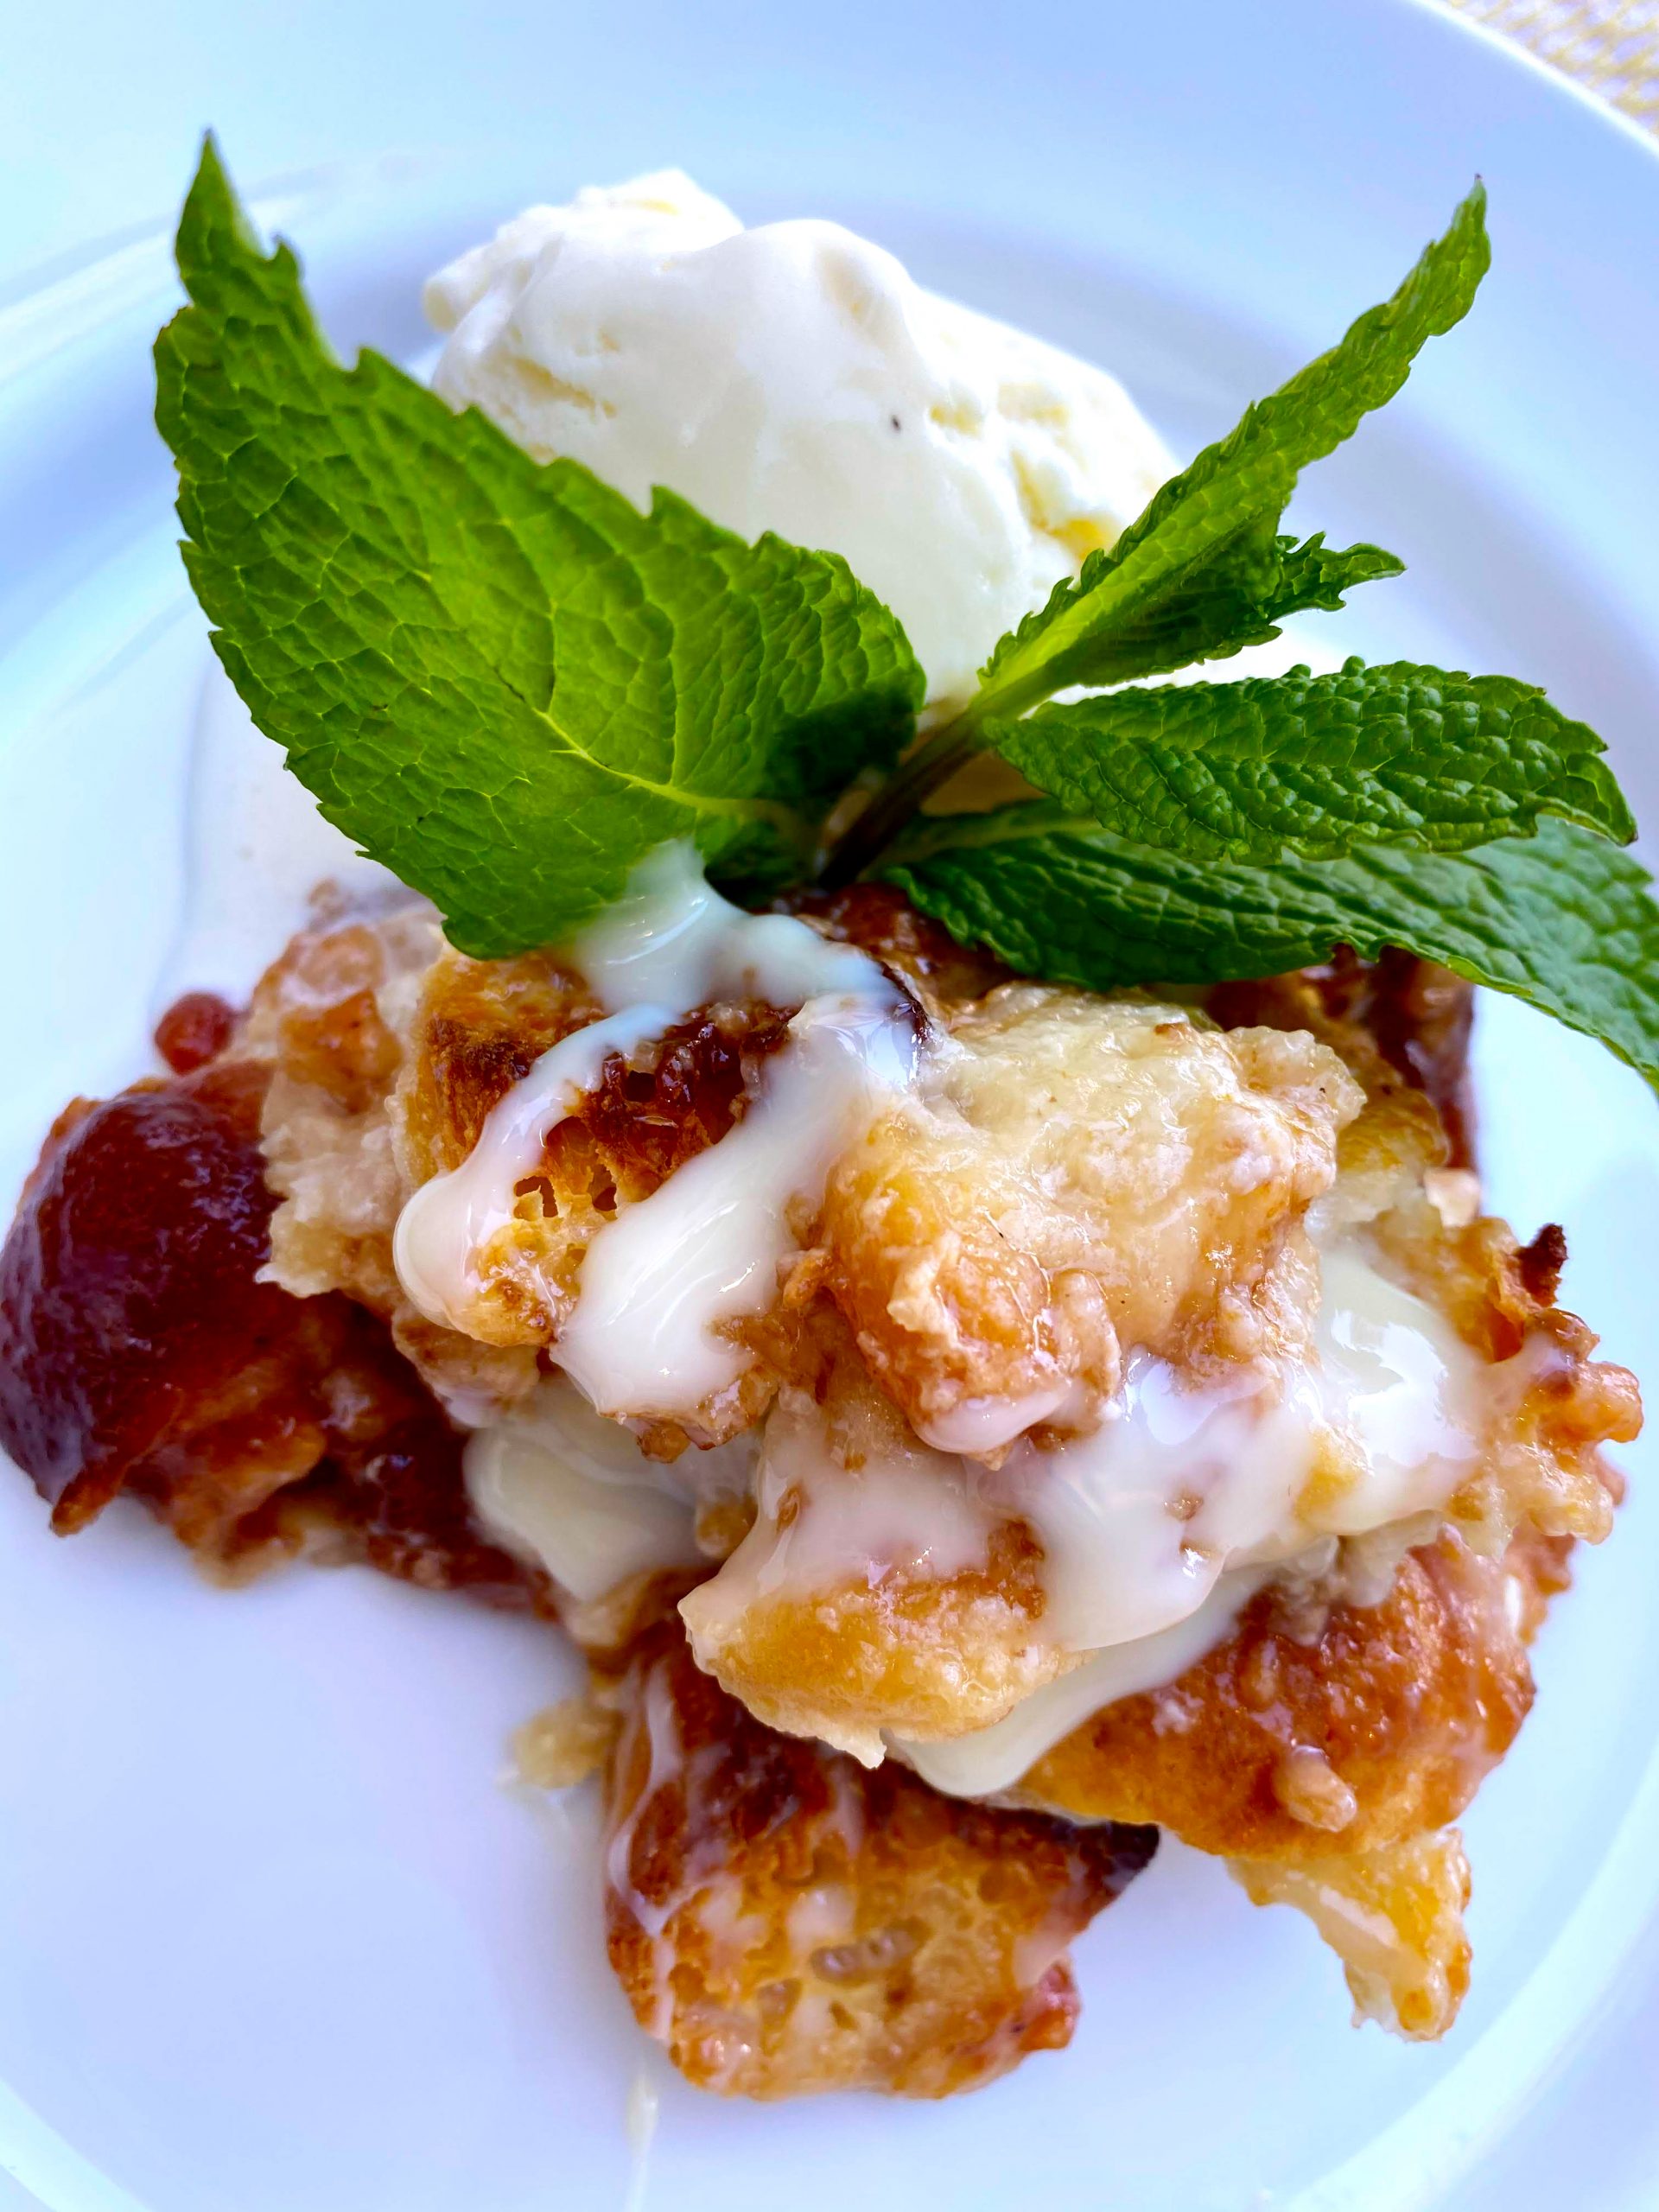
[424,171,1174,705]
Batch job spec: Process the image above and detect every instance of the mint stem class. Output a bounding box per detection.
[819,711,984,887]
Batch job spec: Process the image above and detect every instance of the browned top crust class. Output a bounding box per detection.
[0,886,1642,2082]
[601,1619,1156,2098]
[816,890,1476,1167]
[1015,1527,1567,1860]
[820,987,1360,1447]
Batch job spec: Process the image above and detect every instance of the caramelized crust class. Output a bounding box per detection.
[1385,1204,1638,1553]
[253,912,798,1428]
[0,1049,543,1607]
[154,988,238,1075]
[0,1058,316,1533]
[394,942,601,1175]
[1014,1528,1567,1860]
[601,1621,1157,2097]
[266,1325,552,1605]
[785,882,1012,1015]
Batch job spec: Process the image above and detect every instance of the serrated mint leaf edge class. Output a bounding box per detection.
[156,137,925,956]
[983,656,1636,864]
[972,185,1488,716]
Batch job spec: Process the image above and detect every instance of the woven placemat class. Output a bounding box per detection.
[1446,0,1659,126]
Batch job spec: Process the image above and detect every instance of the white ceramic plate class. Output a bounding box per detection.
[4,4,1659,2207]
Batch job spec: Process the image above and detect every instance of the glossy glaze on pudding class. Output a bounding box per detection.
[0,871,1639,2089]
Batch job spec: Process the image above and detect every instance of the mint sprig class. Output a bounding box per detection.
[154,147,1657,1096]
[156,139,923,957]
[820,186,1489,882]
[887,810,1659,1090]
[987,658,1634,863]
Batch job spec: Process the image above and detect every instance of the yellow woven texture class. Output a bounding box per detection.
[1446,0,1659,125]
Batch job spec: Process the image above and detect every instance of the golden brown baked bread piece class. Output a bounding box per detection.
[394,939,796,1383]
[248,902,546,1420]
[675,988,1636,1777]
[297,889,1368,1469]
[601,1619,1158,2097]
[0,1058,339,1543]
[970,982,1636,2040]
[1014,1527,1570,1859]
[679,1319,1072,1761]
[251,905,805,1438]
[1008,1527,1592,2039]
[1203,952,1639,1553]
[4,874,1633,2076]
[820,985,1362,1452]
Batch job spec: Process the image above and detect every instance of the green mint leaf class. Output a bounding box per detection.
[887,809,1659,1090]
[971,185,1488,718]
[988,656,1634,862]
[155,138,924,957]
[1266,533,1404,617]
[1002,528,1407,696]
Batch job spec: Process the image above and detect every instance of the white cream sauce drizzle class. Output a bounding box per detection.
[569,839,880,1011]
[678,1227,1491,1788]
[622,2063,661,2212]
[463,1375,757,1602]
[916,1379,1088,1457]
[385,840,1491,1791]
[461,1192,1491,1786]
[394,1006,664,1334]
[695,1230,1484,1656]
[556,994,914,1417]
[1306,1238,1484,1532]
[893,1567,1273,1797]
[391,840,920,1419]
[981,1243,1482,1655]
[1016,1362,1304,1649]
[887,1232,1487,1801]
[703,1383,999,1622]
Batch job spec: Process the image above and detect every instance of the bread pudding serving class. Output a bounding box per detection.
[0,143,1650,2101]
